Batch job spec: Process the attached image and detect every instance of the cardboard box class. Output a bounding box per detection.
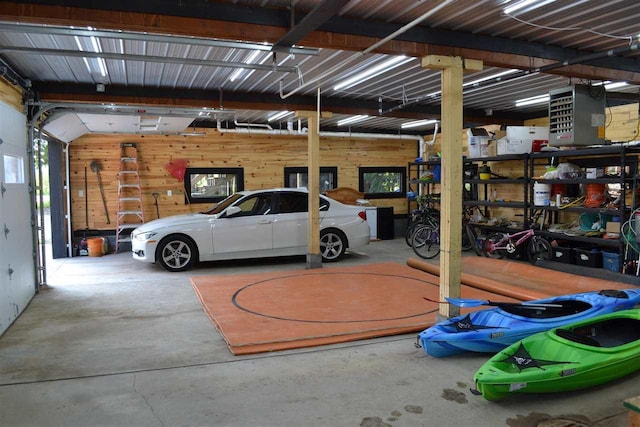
[585,167,604,178]
[606,221,620,233]
[497,137,532,155]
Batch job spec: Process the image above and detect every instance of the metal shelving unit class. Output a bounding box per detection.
[530,145,640,263]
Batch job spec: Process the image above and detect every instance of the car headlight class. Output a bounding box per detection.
[134,231,157,241]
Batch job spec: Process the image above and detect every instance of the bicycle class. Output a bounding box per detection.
[405,203,440,246]
[411,216,441,259]
[482,228,553,264]
[462,203,487,255]
[406,195,476,253]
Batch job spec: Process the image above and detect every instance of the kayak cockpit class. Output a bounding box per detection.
[501,299,592,319]
[556,318,640,348]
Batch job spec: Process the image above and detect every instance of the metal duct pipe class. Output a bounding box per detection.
[217,120,424,146]
[279,0,456,100]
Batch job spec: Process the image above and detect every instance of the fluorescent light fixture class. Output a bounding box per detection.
[268,111,292,122]
[337,115,369,126]
[504,0,556,15]
[74,33,108,77]
[333,56,413,91]
[464,69,519,87]
[229,50,262,82]
[515,94,550,107]
[605,81,628,90]
[401,119,438,129]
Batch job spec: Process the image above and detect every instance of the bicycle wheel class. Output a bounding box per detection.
[405,222,421,246]
[412,225,440,259]
[461,223,473,251]
[483,233,507,259]
[465,223,482,256]
[526,235,553,264]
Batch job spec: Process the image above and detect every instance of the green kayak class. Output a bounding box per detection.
[474,308,640,401]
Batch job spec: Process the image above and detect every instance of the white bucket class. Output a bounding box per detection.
[533,182,551,206]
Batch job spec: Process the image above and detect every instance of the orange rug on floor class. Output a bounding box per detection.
[190,262,518,355]
[407,257,633,299]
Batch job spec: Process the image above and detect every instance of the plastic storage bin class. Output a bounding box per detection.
[574,248,602,268]
[602,251,621,273]
[552,246,574,264]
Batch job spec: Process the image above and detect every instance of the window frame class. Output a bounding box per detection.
[283,166,338,192]
[183,167,244,204]
[358,166,406,199]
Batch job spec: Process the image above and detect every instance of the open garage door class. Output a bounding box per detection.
[0,101,35,336]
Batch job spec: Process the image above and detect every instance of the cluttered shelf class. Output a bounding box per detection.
[465,200,526,209]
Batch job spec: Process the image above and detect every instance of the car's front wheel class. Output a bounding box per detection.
[156,235,197,272]
[320,229,347,262]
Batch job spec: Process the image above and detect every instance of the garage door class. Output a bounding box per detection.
[0,101,35,335]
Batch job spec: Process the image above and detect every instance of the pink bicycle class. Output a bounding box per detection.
[482,228,552,265]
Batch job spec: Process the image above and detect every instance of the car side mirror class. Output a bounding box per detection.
[224,206,242,217]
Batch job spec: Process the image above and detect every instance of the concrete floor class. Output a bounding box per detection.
[0,238,637,427]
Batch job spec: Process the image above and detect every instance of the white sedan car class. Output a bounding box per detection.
[131,188,371,272]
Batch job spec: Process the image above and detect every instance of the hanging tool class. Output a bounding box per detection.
[152,192,160,218]
[90,160,110,224]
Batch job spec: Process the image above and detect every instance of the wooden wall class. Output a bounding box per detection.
[67,103,640,233]
[0,77,23,112]
[69,130,419,232]
[604,103,639,142]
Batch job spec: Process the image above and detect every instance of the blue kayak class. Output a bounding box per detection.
[418,289,640,357]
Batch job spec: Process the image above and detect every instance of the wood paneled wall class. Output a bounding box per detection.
[65,103,640,233]
[0,77,23,112]
[69,130,418,232]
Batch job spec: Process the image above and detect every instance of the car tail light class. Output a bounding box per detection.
[358,211,367,221]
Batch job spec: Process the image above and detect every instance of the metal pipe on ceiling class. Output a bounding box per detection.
[216,120,425,147]
[383,42,640,115]
[279,0,456,100]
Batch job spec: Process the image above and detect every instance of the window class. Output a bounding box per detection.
[276,192,308,213]
[3,154,24,184]
[284,167,337,192]
[232,193,274,216]
[359,167,406,199]
[184,167,244,204]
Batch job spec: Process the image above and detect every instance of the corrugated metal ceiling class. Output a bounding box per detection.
[0,0,638,135]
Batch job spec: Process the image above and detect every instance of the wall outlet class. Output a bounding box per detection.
[78,190,84,197]
[167,190,172,196]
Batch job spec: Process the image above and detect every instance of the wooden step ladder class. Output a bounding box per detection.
[116,143,144,252]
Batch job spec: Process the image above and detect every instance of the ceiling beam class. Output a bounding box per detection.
[0,46,298,73]
[1,1,638,83]
[33,82,531,126]
[273,0,350,51]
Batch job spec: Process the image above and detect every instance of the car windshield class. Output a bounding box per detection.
[201,193,245,215]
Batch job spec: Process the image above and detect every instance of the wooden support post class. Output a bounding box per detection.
[422,55,482,318]
[295,106,332,269]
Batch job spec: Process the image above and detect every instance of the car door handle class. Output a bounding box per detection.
[258,220,272,224]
